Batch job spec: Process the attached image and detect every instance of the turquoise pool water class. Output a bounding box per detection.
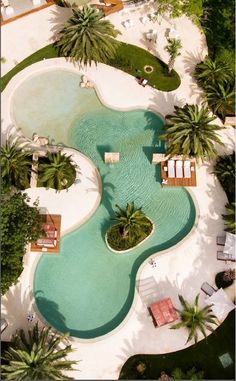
[11,70,196,339]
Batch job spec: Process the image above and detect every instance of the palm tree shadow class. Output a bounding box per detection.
[48,7,73,42]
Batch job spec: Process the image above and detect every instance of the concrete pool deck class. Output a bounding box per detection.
[1,4,235,380]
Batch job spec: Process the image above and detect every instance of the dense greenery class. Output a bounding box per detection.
[54,6,121,66]
[164,38,182,72]
[201,0,235,62]
[154,0,203,20]
[1,322,77,380]
[37,151,77,191]
[204,82,235,122]
[215,269,235,289]
[222,202,236,234]
[1,42,180,92]
[171,294,217,344]
[161,104,224,161]
[213,152,235,202]
[0,138,32,191]
[194,57,233,87]
[1,192,43,295]
[106,203,153,251]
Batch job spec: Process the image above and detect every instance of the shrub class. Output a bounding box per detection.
[215,270,235,289]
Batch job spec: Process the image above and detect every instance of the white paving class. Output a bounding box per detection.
[1,4,235,380]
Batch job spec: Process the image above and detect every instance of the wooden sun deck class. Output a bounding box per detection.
[161,161,197,187]
[31,214,61,254]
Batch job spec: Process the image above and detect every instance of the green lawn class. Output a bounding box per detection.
[119,310,235,380]
[1,42,180,92]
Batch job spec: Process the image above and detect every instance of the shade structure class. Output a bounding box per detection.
[223,232,236,257]
[205,288,235,321]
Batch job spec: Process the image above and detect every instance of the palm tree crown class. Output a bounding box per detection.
[165,38,182,72]
[194,57,233,87]
[112,202,150,243]
[55,6,121,65]
[0,138,32,190]
[213,152,235,202]
[1,322,77,380]
[171,294,218,344]
[38,151,77,191]
[222,202,236,234]
[161,104,224,161]
[204,82,235,122]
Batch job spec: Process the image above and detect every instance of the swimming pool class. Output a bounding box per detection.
[11,69,196,339]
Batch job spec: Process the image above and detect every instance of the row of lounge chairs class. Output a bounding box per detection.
[165,160,194,179]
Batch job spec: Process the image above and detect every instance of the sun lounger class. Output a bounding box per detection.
[183,160,191,178]
[217,251,236,262]
[167,160,175,178]
[216,236,226,245]
[140,16,148,24]
[201,282,217,296]
[176,160,183,178]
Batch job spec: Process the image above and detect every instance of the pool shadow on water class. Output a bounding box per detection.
[142,146,157,163]
[96,144,112,161]
[143,110,166,148]
[34,291,68,334]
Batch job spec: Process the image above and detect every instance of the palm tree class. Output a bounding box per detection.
[38,151,77,191]
[222,202,236,234]
[164,38,182,72]
[161,104,225,162]
[54,6,121,66]
[0,138,32,190]
[171,294,218,344]
[204,82,235,122]
[213,152,235,202]
[1,322,77,380]
[112,202,151,243]
[194,57,233,87]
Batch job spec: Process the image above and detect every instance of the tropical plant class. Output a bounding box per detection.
[161,104,224,161]
[170,294,218,344]
[1,191,43,295]
[194,57,233,87]
[215,269,235,289]
[106,202,153,251]
[204,82,235,122]
[164,38,182,72]
[1,322,77,380]
[222,202,236,234]
[112,202,151,242]
[54,6,121,66]
[0,137,32,190]
[213,152,235,202]
[37,151,77,191]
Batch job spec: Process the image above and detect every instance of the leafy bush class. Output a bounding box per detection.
[107,218,152,251]
[215,270,235,289]
[1,192,43,294]
[213,152,235,203]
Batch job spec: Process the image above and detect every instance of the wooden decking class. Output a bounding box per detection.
[31,214,61,254]
[161,161,197,187]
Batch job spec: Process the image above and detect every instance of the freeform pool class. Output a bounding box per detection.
[11,70,196,339]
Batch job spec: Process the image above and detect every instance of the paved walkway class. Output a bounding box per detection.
[1,4,235,380]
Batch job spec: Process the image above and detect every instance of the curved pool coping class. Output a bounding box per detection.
[2,58,200,342]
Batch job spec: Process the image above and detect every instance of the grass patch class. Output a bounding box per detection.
[108,42,180,91]
[1,43,180,93]
[119,310,235,379]
[106,218,153,251]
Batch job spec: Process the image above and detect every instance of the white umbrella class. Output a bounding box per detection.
[205,288,235,321]
[223,232,236,257]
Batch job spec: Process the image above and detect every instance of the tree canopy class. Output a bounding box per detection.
[1,192,43,295]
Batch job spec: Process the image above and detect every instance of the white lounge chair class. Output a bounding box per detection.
[201,282,217,296]
[176,160,183,178]
[140,16,148,25]
[184,160,191,178]
[167,160,175,178]
[5,5,14,15]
